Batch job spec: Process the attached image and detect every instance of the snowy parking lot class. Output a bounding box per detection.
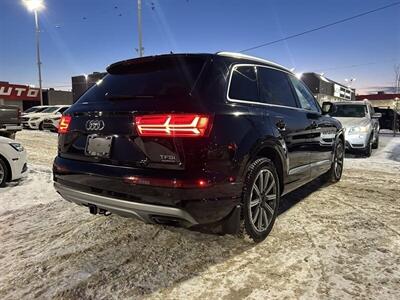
[1,130,400,299]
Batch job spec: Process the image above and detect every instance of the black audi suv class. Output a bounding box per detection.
[53,52,344,242]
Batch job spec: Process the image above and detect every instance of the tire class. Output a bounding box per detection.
[243,158,280,243]
[372,133,379,149]
[0,158,8,187]
[322,139,344,183]
[39,122,44,131]
[364,136,372,157]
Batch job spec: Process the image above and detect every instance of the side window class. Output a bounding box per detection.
[289,76,320,112]
[258,67,297,107]
[228,65,258,101]
[369,104,375,116]
[58,107,68,114]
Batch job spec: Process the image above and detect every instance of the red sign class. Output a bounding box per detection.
[0,82,40,101]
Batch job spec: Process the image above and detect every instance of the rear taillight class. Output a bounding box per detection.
[135,114,212,137]
[124,176,211,188]
[58,115,72,134]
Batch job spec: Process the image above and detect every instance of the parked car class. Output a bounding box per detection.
[374,107,400,131]
[0,105,22,139]
[42,115,61,132]
[0,136,27,186]
[53,52,345,242]
[21,105,50,128]
[22,106,49,115]
[23,105,70,130]
[322,100,381,157]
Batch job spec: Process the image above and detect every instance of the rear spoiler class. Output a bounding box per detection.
[106,53,211,74]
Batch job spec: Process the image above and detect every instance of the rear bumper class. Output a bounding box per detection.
[53,156,242,225]
[54,181,199,226]
[0,124,22,132]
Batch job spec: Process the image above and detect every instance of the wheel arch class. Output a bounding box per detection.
[255,146,285,195]
[0,154,12,181]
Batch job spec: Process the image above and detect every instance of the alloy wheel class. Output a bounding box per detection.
[334,142,344,178]
[248,169,277,232]
[0,163,4,184]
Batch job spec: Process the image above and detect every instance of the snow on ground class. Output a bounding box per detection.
[0,130,399,299]
[0,165,57,215]
[345,132,400,174]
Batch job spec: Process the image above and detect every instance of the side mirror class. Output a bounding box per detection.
[372,112,382,119]
[321,102,333,115]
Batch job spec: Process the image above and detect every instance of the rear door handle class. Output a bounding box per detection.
[276,119,286,131]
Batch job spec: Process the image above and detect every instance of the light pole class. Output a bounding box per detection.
[393,73,400,137]
[23,0,44,106]
[137,0,143,57]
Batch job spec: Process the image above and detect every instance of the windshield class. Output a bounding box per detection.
[77,56,207,103]
[24,107,39,113]
[330,104,367,118]
[41,107,59,113]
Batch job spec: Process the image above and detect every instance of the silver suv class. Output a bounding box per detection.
[322,100,381,157]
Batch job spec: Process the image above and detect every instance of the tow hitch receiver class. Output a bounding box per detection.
[88,204,111,216]
[88,204,98,215]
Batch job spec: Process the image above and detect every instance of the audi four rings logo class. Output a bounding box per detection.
[86,120,105,131]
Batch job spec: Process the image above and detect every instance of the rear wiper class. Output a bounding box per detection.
[105,93,154,100]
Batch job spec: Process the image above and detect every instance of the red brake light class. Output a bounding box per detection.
[58,115,72,134]
[135,114,212,137]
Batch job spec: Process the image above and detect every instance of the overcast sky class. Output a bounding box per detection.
[1,0,399,94]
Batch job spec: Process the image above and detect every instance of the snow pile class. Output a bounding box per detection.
[0,165,60,215]
[345,135,400,174]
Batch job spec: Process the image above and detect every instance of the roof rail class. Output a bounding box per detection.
[216,51,291,73]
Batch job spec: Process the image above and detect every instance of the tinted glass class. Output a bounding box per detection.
[41,107,59,113]
[24,107,39,113]
[59,107,69,113]
[258,67,297,107]
[369,104,375,116]
[289,76,320,112]
[229,66,258,101]
[78,57,206,103]
[330,104,367,118]
[33,107,48,113]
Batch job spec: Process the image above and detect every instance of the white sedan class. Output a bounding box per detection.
[24,105,69,130]
[0,136,28,186]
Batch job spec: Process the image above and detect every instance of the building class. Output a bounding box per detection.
[71,72,107,102]
[43,88,73,106]
[355,91,400,109]
[0,81,73,110]
[301,72,355,104]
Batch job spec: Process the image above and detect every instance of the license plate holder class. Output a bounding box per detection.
[85,135,113,158]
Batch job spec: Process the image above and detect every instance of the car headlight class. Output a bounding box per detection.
[30,117,40,121]
[348,125,369,133]
[9,143,24,152]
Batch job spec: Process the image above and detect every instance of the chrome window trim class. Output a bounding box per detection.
[226,63,312,113]
[216,51,291,73]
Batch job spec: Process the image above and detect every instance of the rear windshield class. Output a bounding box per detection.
[77,56,207,103]
[330,104,366,118]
